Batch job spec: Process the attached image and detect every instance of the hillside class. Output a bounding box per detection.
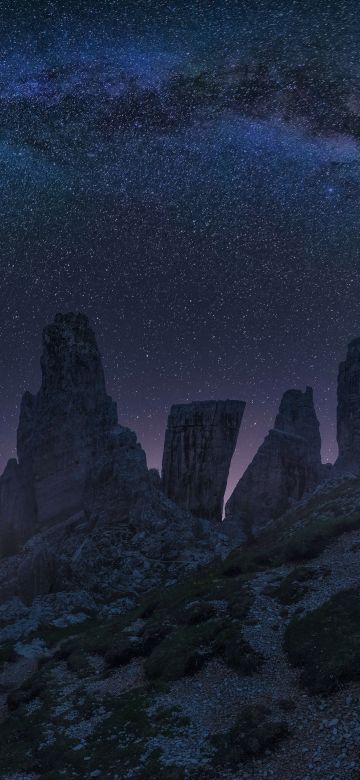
[2,476,360,779]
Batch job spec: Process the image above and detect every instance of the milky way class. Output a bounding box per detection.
[1,0,360,499]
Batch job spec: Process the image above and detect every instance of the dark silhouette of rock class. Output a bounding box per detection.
[225,387,322,536]
[148,468,162,490]
[17,544,56,606]
[336,338,360,474]
[84,424,150,524]
[0,460,35,557]
[0,314,234,607]
[17,312,119,528]
[0,312,150,554]
[274,387,321,467]
[162,400,245,522]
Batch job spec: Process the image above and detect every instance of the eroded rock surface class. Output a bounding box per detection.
[162,400,245,522]
[0,313,233,607]
[0,459,35,557]
[17,312,119,529]
[225,387,323,536]
[274,387,321,468]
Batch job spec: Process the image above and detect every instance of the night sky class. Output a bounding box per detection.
[1,0,360,499]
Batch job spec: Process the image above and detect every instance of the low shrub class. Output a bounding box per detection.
[263,567,316,605]
[285,587,360,694]
[211,704,288,767]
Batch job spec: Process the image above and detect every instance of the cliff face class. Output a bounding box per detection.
[0,314,232,606]
[162,400,245,522]
[16,312,118,528]
[225,387,322,536]
[0,313,150,553]
[336,338,360,474]
[0,460,35,557]
[274,387,322,467]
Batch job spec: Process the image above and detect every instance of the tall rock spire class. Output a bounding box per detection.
[335,338,360,474]
[0,312,149,555]
[225,387,322,537]
[161,400,245,522]
[17,313,118,528]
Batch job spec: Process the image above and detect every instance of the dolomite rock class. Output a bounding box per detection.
[225,387,322,536]
[17,312,118,528]
[0,313,233,608]
[336,338,360,474]
[162,400,245,522]
[0,460,36,557]
[274,387,321,467]
[17,544,56,606]
[0,312,150,556]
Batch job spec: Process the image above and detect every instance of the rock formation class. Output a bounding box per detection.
[162,400,245,522]
[336,338,360,474]
[0,460,35,557]
[0,313,150,553]
[225,387,322,536]
[274,387,322,468]
[17,312,119,529]
[0,313,233,607]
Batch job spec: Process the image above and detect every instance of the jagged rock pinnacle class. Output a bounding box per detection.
[225,387,322,537]
[0,312,148,556]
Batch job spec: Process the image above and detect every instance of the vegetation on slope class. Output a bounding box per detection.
[222,478,360,576]
[0,566,262,777]
[211,704,288,768]
[285,587,360,694]
[2,476,360,774]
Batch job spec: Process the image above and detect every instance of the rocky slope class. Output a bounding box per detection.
[3,323,360,778]
[2,475,360,778]
[0,313,237,609]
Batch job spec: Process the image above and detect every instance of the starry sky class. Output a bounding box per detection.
[1,0,360,499]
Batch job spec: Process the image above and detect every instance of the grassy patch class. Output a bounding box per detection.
[139,575,258,682]
[212,622,261,674]
[86,692,188,779]
[221,503,360,577]
[285,587,360,694]
[263,567,317,605]
[144,619,219,681]
[0,640,16,667]
[10,566,254,690]
[0,670,189,779]
[137,568,250,622]
[211,704,288,768]
[0,564,258,776]
[152,705,190,734]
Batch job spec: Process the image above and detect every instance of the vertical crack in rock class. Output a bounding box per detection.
[161,400,245,522]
